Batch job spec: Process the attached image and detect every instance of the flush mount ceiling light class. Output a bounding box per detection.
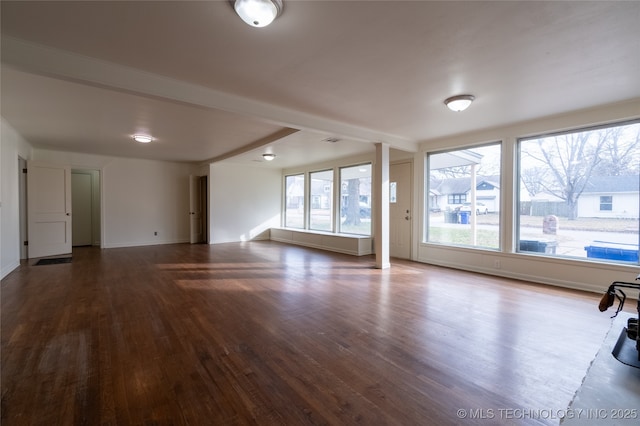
[262,153,276,161]
[444,94,475,112]
[133,134,153,143]
[233,0,282,28]
[323,137,340,143]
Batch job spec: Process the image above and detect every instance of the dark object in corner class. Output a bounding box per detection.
[35,257,72,266]
[598,274,640,368]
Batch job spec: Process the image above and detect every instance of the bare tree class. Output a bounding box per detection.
[522,130,608,220]
[521,166,547,197]
[342,179,361,226]
[432,165,470,179]
[593,126,640,176]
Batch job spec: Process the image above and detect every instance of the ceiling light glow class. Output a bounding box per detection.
[133,134,153,143]
[444,95,475,112]
[234,0,282,28]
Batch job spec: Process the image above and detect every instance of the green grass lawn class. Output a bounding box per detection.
[427,226,500,248]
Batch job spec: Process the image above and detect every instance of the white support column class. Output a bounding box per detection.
[374,142,390,269]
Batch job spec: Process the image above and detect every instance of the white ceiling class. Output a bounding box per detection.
[2,1,639,168]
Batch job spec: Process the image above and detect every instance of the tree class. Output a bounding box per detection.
[342,178,361,226]
[521,129,608,220]
[432,165,471,179]
[521,166,547,197]
[592,126,640,176]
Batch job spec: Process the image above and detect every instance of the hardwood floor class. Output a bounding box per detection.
[1,242,618,425]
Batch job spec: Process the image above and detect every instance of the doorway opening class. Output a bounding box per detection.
[190,175,208,244]
[19,157,27,259]
[71,169,101,247]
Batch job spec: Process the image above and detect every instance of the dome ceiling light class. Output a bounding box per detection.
[444,95,475,112]
[233,0,283,28]
[262,153,276,161]
[323,137,340,143]
[133,134,153,143]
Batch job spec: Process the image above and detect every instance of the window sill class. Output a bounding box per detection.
[270,228,373,256]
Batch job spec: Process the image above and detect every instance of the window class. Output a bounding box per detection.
[518,120,639,264]
[309,170,333,231]
[600,196,613,211]
[339,164,372,235]
[448,194,467,205]
[284,174,305,228]
[426,143,502,249]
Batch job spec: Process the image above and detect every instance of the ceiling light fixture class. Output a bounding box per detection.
[133,134,153,143]
[323,137,340,143]
[444,94,475,112]
[233,0,282,28]
[262,153,276,161]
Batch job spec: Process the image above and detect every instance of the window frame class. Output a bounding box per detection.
[338,163,372,236]
[425,142,503,250]
[516,119,639,264]
[308,169,335,232]
[283,173,305,229]
[599,195,613,211]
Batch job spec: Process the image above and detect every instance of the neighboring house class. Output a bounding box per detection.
[430,176,501,213]
[523,175,639,218]
[578,175,639,219]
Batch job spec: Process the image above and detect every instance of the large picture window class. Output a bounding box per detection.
[426,143,502,249]
[284,174,305,229]
[309,170,333,232]
[339,164,372,235]
[517,120,640,264]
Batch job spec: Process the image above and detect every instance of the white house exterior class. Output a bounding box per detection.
[577,175,639,219]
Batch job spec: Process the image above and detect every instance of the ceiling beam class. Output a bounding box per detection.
[201,128,299,166]
[2,37,418,153]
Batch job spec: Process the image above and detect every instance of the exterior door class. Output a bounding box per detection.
[27,161,72,258]
[189,175,203,244]
[390,162,412,259]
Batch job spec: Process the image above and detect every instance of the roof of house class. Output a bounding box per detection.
[432,176,501,195]
[433,175,638,196]
[582,175,639,193]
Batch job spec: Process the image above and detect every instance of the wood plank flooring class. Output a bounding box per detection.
[1,242,621,425]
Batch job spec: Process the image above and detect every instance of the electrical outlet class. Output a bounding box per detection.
[494,260,501,269]
[154,231,158,236]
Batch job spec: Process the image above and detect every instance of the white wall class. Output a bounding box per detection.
[578,193,638,219]
[1,119,32,279]
[33,149,193,249]
[209,163,281,244]
[416,99,640,293]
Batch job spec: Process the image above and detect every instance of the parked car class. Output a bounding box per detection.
[455,202,488,215]
[358,202,371,218]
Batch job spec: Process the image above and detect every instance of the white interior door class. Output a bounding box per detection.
[71,172,93,246]
[189,175,203,244]
[390,162,412,259]
[27,161,72,258]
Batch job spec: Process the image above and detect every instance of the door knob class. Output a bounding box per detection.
[405,215,410,220]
